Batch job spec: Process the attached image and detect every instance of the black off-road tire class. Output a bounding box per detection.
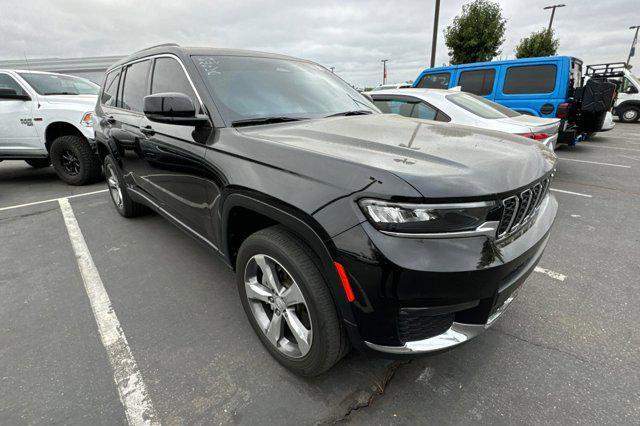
[50,135,102,185]
[618,106,640,123]
[25,158,51,168]
[236,226,349,376]
[104,155,147,218]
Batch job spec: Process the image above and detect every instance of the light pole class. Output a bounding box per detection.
[430,0,441,68]
[544,4,565,32]
[381,59,389,85]
[628,25,640,67]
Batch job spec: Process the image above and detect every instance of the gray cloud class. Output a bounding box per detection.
[1,0,637,87]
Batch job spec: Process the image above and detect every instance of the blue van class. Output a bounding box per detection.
[413,56,613,145]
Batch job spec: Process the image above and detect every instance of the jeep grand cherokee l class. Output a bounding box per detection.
[94,44,558,376]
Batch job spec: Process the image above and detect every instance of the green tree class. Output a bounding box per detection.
[444,0,507,65]
[515,28,560,58]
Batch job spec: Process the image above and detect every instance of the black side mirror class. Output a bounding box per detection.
[0,88,31,101]
[143,92,209,126]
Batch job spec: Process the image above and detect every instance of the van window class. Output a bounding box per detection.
[121,60,151,112]
[101,70,121,107]
[151,57,197,102]
[504,64,557,94]
[416,73,450,89]
[457,69,495,96]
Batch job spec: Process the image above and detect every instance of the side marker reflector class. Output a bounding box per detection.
[334,261,355,302]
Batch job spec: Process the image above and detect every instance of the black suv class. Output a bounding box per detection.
[94,44,558,376]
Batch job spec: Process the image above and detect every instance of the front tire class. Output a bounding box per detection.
[236,226,348,376]
[50,135,101,185]
[25,158,51,168]
[618,106,640,123]
[104,155,147,218]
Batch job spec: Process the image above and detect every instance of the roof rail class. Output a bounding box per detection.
[136,43,180,53]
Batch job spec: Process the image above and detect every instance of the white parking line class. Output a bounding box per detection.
[58,198,159,425]
[583,144,640,152]
[0,189,108,212]
[534,266,566,282]
[558,157,631,168]
[550,188,593,198]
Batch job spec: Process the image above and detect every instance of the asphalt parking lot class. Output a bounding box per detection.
[1,122,639,425]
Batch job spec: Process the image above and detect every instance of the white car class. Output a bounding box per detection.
[369,88,561,150]
[0,69,102,185]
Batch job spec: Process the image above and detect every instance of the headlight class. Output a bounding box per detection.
[359,199,498,236]
[80,112,93,127]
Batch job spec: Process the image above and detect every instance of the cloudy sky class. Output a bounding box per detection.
[0,0,637,87]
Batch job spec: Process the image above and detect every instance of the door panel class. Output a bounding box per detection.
[0,73,39,152]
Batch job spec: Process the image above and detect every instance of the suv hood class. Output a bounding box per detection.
[238,114,556,198]
[41,94,98,109]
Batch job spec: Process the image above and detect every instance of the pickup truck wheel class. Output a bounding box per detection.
[619,106,640,123]
[50,135,101,185]
[236,226,348,376]
[25,158,51,168]
[104,155,147,218]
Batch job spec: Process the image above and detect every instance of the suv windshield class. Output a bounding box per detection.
[193,55,377,125]
[18,73,99,95]
[446,92,521,119]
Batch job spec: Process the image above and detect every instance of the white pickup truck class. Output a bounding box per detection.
[0,69,102,185]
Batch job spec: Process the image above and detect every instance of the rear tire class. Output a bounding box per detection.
[104,155,147,218]
[50,135,102,185]
[618,106,640,123]
[25,158,51,168]
[236,226,348,376]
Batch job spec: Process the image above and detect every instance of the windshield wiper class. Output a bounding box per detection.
[325,110,373,117]
[231,116,308,127]
[44,91,79,95]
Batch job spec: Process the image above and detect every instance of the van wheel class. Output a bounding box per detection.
[236,226,348,376]
[104,155,147,218]
[25,158,51,168]
[50,135,102,185]
[618,106,640,123]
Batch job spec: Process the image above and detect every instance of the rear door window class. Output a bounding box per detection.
[415,73,450,89]
[120,60,151,112]
[101,69,121,107]
[373,97,448,121]
[503,64,557,94]
[0,73,28,98]
[457,69,495,96]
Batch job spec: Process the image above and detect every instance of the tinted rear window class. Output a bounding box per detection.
[415,73,450,89]
[101,69,120,107]
[503,64,557,94]
[457,69,495,96]
[446,92,520,119]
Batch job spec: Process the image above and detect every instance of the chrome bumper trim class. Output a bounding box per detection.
[364,292,518,354]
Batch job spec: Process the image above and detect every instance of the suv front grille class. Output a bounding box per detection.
[497,177,550,240]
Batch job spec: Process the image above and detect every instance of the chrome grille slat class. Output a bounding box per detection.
[496,177,552,241]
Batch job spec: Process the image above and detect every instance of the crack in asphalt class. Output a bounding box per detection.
[318,360,411,425]
[490,328,590,364]
[0,207,58,223]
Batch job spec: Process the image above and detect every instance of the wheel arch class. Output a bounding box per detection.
[44,121,86,152]
[220,188,358,326]
[616,100,640,111]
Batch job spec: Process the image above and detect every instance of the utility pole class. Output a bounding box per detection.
[628,25,640,67]
[430,0,440,68]
[544,4,565,32]
[381,59,389,85]
[329,67,335,73]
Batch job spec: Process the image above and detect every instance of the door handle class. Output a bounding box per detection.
[140,125,155,136]
[104,115,116,125]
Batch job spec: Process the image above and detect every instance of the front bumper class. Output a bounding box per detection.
[332,194,557,355]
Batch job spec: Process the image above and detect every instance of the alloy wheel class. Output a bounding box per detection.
[60,149,81,176]
[244,254,313,358]
[106,163,124,209]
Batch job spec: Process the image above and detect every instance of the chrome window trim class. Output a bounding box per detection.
[102,53,206,115]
